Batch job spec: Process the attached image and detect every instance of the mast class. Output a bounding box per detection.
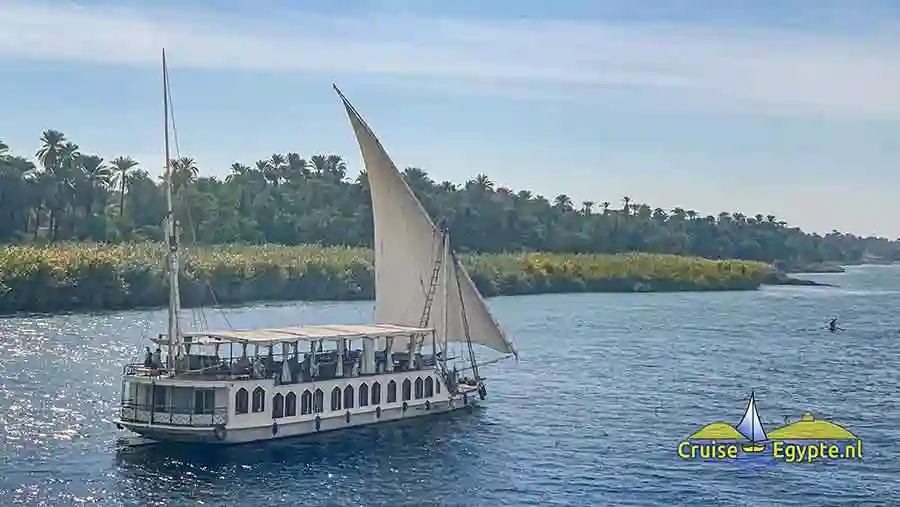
[441,231,450,375]
[162,49,182,370]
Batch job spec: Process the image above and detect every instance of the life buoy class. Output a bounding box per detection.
[425,400,431,411]
[271,421,278,436]
[315,415,321,431]
[375,406,382,418]
[214,425,226,441]
[478,384,487,400]
[402,401,408,413]
[345,411,351,423]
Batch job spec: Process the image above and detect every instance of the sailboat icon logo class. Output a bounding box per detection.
[676,391,863,463]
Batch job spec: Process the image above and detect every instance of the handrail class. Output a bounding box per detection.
[119,402,229,427]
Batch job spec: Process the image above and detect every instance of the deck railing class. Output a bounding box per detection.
[119,402,228,427]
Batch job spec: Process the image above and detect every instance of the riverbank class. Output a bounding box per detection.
[0,243,811,314]
[778,261,847,274]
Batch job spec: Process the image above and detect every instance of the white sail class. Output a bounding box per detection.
[334,86,517,359]
[735,392,767,442]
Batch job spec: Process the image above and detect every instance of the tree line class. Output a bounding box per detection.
[2,129,898,268]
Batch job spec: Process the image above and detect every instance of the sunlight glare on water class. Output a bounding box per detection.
[1,266,899,506]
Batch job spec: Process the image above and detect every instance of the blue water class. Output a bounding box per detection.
[1,265,899,506]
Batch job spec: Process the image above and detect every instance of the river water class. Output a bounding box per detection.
[0,266,898,506]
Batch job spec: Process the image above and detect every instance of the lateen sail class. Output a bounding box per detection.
[334,85,517,358]
[735,392,767,442]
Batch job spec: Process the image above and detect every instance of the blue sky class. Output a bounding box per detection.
[1,0,899,237]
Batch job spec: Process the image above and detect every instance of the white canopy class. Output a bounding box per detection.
[153,323,433,347]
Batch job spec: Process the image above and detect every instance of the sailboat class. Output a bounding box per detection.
[736,391,768,453]
[113,58,518,444]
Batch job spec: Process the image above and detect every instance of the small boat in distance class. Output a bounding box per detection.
[114,51,518,444]
[736,391,768,453]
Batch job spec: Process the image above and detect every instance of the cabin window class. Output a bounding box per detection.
[331,387,342,411]
[435,377,441,394]
[344,385,355,409]
[153,386,168,413]
[193,389,215,414]
[387,380,397,403]
[402,379,411,401]
[285,392,297,417]
[235,388,249,414]
[414,377,424,399]
[372,382,381,405]
[301,390,312,415]
[272,393,285,419]
[252,387,266,413]
[359,383,369,407]
[313,389,324,414]
[424,377,434,398]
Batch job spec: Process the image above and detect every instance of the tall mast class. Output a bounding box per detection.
[162,49,182,370]
[441,232,450,375]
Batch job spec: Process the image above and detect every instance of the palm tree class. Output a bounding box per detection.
[110,156,139,216]
[553,194,573,211]
[285,153,309,184]
[622,196,631,216]
[78,154,111,216]
[169,157,198,195]
[36,129,66,172]
[469,174,494,193]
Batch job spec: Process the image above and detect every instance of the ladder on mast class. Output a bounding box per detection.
[416,234,446,352]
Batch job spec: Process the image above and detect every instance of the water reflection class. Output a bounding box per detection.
[114,410,483,506]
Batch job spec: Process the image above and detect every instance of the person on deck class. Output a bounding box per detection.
[143,347,153,367]
[152,347,162,368]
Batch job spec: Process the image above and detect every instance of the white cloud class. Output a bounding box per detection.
[1,0,899,119]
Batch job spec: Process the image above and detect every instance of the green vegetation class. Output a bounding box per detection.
[0,243,776,313]
[2,131,899,267]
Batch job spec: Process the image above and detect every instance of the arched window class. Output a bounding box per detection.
[272,393,284,419]
[252,387,265,413]
[424,377,434,398]
[359,383,369,407]
[301,390,312,415]
[331,387,342,411]
[372,382,381,405]
[235,387,249,414]
[344,385,355,409]
[414,377,424,399]
[313,389,324,413]
[387,380,397,403]
[402,379,412,401]
[285,392,297,417]
[435,376,441,394]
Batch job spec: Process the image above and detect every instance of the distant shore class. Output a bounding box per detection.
[0,243,825,314]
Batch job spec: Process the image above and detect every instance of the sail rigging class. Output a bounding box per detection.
[735,392,768,442]
[333,85,517,360]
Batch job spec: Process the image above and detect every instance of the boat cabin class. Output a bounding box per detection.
[118,323,452,431]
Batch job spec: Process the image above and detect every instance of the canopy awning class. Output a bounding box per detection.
[151,323,434,347]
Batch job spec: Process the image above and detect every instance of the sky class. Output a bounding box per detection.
[1,0,899,237]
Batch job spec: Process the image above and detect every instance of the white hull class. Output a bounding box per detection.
[117,393,479,445]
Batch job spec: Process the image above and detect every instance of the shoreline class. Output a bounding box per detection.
[0,243,830,315]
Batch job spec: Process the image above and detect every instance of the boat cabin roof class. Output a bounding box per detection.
[151,323,434,347]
